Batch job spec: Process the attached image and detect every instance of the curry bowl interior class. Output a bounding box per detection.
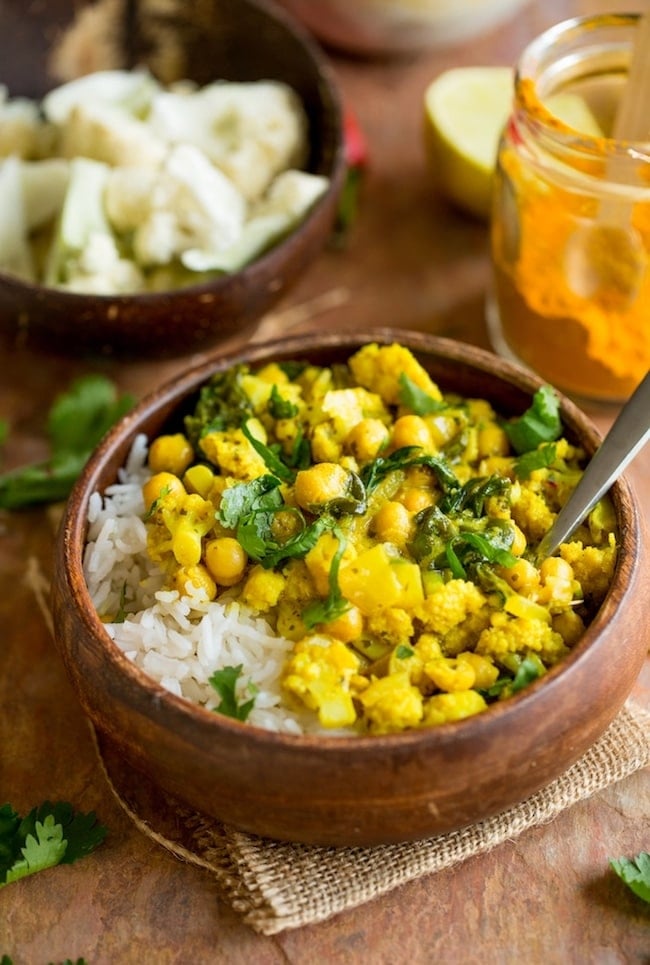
[51,330,646,846]
[0,0,345,357]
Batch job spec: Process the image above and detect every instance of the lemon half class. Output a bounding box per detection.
[423,66,513,220]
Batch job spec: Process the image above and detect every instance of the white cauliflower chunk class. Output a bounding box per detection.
[0,157,34,280]
[0,85,51,158]
[148,80,307,200]
[42,69,160,125]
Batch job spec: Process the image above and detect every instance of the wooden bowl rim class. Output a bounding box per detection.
[57,328,641,753]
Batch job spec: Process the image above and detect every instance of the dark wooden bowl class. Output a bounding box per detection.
[0,0,345,358]
[51,331,648,846]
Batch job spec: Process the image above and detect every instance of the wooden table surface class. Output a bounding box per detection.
[1,0,648,961]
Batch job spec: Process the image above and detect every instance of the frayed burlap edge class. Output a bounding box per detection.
[96,702,649,936]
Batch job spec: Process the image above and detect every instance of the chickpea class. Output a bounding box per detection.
[141,471,186,511]
[477,423,510,458]
[204,537,248,587]
[322,605,364,643]
[391,415,432,451]
[552,609,586,646]
[500,558,540,594]
[148,433,194,476]
[511,524,527,557]
[173,564,217,601]
[183,464,215,499]
[294,463,349,510]
[540,557,574,583]
[399,488,434,513]
[345,418,389,462]
[371,501,412,546]
[172,522,203,567]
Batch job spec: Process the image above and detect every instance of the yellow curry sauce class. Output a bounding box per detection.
[137,343,617,734]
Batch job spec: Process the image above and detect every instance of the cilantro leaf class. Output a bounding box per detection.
[209,665,256,721]
[479,656,544,699]
[610,852,650,903]
[504,386,562,455]
[396,645,415,659]
[514,443,558,480]
[241,421,295,483]
[398,374,447,415]
[0,801,106,888]
[0,376,134,510]
[302,530,350,629]
[218,475,282,530]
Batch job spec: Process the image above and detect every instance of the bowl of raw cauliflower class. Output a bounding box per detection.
[0,0,345,356]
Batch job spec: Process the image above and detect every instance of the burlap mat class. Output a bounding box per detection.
[94,702,649,935]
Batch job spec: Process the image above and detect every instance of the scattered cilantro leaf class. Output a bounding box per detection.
[209,665,256,721]
[514,443,558,480]
[268,384,298,420]
[258,514,336,570]
[218,475,282,529]
[0,376,134,510]
[241,420,295,483]
[504,386,562,455]
[396,645,415,659]
[398,374,447,415]
[610,852,650,903]
[0,801,107,888]
[302,530,350,629]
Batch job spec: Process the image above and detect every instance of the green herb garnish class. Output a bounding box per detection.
[0,801,107,888]
[0,376,134,510]
[504,385,562,455]
[513,442,558,480]
[241,420,295,483]
[398,374,448,415]
[209,665,257,721]
[445,531,517,580]
[610,852,650,903]
[396,645,415,659]
[302,531,350,629]
[361,446,459,496]
[268,384,299,420]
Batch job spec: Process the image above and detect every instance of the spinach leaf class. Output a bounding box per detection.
[268,384,298,420]
[398,374,448,415]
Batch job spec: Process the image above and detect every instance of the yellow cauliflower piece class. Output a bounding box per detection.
[321,387,390,436]
[349,343,442,406]
[560,537,617,607]
[511,483,556,543]
[199,421,267,480]
[357,671,423,734]
[422,690,487,727]
[240,566,285,612]
[441,606,493,656]
[476,615,569,666]
[414,579,486,636]
[366,607,414,647]
[282,636,360,728]
[424,655,476,692]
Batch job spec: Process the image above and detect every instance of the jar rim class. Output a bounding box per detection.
[514,11,650,159]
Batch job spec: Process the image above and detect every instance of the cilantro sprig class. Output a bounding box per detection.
[0,375,134,510]
[0,801,107,888]
[504,385,562,455]
[209,665,257,721]
[610,852,650,903]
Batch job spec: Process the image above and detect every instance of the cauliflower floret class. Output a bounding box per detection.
[282,636,360,728]
[0,86,52,158]
[349,343,443,407]
[422,690,487,727]
[148,80,307,201]
[199,421,267,481]
[58,102,166,168]
[357,671,423,734]
[560,537,617,607]
[476,615,569,666]
[320,387,390,437]
[63,231,145,295]
[510,483,556,543]
[414,579,487,636]
[240,565,285,612]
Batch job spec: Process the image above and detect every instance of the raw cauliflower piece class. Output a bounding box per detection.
[349,343,443,406]
[414,579,487,637]
[148,80,307,201]
[0,157,34,280]
[42,69,160,125]
[58,102,166,168]
[358,671,423,734]
[283,636,360,728]
[476,615,569,666]
[0,86,52,158]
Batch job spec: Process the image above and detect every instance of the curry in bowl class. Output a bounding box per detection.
[84,341,617,737]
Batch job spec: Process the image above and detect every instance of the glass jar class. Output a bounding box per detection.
[488,13,650,404]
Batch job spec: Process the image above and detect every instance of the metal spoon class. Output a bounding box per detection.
[536,370,650,560]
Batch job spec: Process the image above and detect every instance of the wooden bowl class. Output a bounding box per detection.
[0,0,345,358]
[51,330,647,846]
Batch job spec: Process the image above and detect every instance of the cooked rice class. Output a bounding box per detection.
[83,434,325,736]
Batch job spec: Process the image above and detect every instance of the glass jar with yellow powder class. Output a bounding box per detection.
[488,13,650,404]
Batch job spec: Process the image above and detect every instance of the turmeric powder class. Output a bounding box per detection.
[491,81,650,402]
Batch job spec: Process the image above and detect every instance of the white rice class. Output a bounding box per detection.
[83,434,323,736]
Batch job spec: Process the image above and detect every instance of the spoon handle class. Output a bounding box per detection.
[537,371,650,559]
